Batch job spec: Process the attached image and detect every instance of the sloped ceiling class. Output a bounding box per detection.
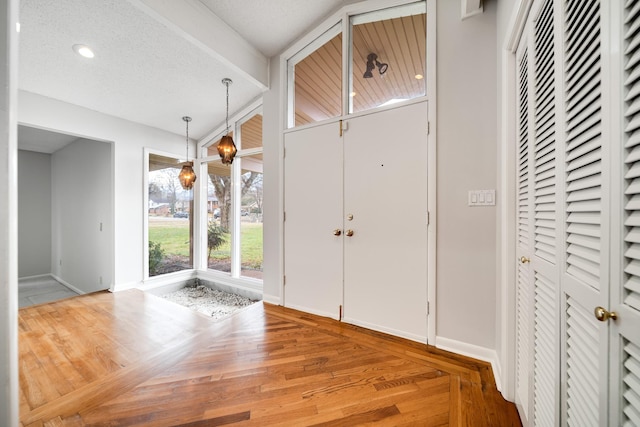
[17,0,346,148]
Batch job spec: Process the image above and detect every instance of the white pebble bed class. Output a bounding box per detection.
[162,285,256,320]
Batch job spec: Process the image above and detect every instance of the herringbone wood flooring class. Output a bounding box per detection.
[19,289,521,426]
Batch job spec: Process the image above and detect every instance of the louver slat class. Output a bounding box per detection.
[518,50,529,250]
[534,273,556,427]
[566,298,600,427]
[625,0,640,316]
[534,0,556,264]
[565,0,602,291]
[623,341,640,426]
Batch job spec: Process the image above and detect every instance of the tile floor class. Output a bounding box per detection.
[18,276,80,308]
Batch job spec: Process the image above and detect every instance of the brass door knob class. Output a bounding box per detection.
[594,306,617,322]
[520,256,530,264]
[345,229,354,237]
[333,229,342,236]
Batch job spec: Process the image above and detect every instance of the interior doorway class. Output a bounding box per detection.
[17,125,113,297]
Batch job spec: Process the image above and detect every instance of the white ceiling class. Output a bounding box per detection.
[17,0,345,151]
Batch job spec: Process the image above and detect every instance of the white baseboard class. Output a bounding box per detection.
[50,274,86,296]
[435,336,503,393]
[262,294,281,305]
[18,273,53,282]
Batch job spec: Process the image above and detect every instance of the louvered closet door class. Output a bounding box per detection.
[560,0,610,425]
[530,1,561,426]
[515,26,535,425]
[610,2,640,426]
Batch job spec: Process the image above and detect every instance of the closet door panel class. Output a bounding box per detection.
[561,0,610,425]
[613,2,640,425]
[515,26,535,424]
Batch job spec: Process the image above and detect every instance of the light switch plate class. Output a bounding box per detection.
[468,190,496,206]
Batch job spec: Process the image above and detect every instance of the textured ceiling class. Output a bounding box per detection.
[199,0,345,57]
[18,0,344,148]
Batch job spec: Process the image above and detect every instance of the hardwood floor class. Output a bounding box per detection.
[19,290,521,426]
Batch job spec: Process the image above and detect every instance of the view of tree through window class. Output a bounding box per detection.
[148,153,193,276]
[205,111,263,280]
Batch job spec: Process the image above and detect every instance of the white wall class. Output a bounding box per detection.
[51,138,112,293]
[435,0,498,352]
[19,91,193,289]
[18,150,52,278]
[1,0,20,423]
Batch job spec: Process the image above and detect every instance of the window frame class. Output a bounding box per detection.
[284,0,428,129]
[143,147,196,281]
[197,100,264,287]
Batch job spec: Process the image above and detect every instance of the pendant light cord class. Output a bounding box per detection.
[186,119,189,161]
[225,81,230,135]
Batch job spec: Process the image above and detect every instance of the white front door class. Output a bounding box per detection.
[283,121,344,319]
[342,101,428,342]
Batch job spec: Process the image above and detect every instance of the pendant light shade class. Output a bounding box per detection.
[218,78,237,165]
[179,116,197,190]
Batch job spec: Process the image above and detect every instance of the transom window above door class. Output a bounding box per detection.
[286,1,427,128]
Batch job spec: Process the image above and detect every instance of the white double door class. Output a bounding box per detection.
[284,101,428,342]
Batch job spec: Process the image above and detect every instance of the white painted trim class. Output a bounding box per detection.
[0,1,19,421]
[435,336,503,392]
[504,0,533,53]
[262,294,281,305]
[50,274,86,296]
[196,270,264,295]
[426,0,437,346]
[497,0,533,403]
[18,273,54,282]
[461,0,483,20]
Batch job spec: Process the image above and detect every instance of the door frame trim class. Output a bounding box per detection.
[499,0,533,402]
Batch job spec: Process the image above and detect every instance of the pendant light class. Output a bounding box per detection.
[218,78,237,165]
[178,116,197,190]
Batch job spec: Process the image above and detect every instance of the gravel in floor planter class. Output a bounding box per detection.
[162,285,257,320]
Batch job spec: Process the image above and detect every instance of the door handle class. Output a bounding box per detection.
[333,229,342,236]
[520,256,530,264]
[345,229,354,237]
[594,306,617,322]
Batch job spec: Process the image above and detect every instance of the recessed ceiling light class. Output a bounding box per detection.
[415,74,424,80]
[72,44,95,59]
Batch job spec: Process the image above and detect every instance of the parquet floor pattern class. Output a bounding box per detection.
[19,289,521,426]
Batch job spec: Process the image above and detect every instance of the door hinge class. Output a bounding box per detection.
[339,120,343,137]
[427,122,430,135]
[284,211,286,222]
[283,275,286,286]
[426,211,430,225]
[283,147,286,158]
[339,305,343,321]
[426,301,430,315]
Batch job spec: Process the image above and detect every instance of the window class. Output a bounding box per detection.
[350,2,426,113]
[202,108,263,281]
[147,152,193,277]
[287,1,427,127]
[288,24,342,127]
